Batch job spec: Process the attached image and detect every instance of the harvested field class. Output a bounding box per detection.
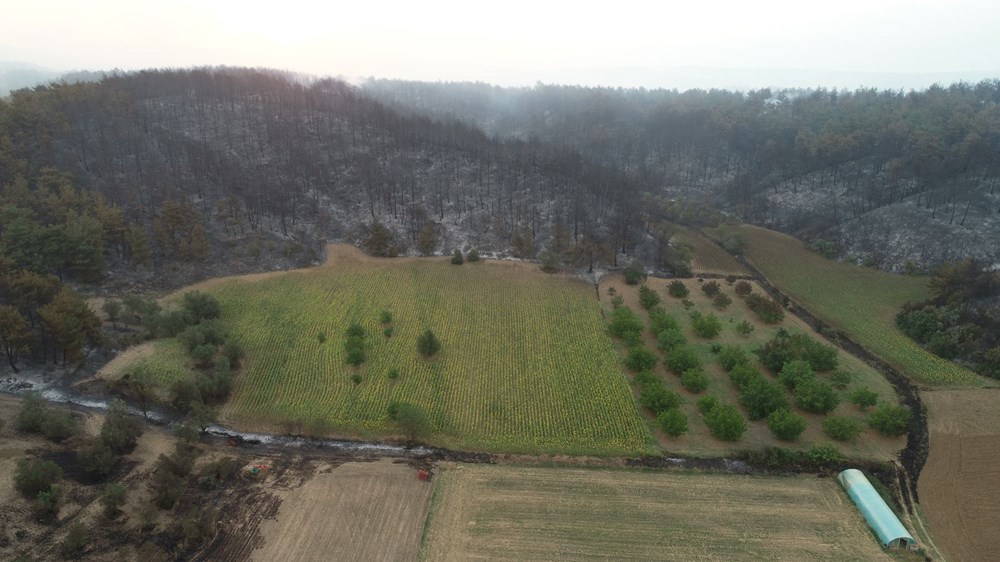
[250,460,433,562]
[919,389,1000,562]
[420,464,893,561]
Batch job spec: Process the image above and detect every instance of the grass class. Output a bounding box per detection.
[420,463,893,561]
[600,276,904,460]
[735,225,985,387]
[156,247,653,455]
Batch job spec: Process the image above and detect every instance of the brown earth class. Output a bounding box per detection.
[919,389,1000,562]
[249,459,433,562]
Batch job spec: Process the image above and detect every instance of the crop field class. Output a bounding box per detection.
[420,463,892,561]
[163,245,653,455]
[599,275,904,460]
[736,225,984,387]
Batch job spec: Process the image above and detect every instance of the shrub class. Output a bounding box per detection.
[350,374,362,384]
[808,443,843,464]
[80,440,118,478]
[829,370,853,390]
[387,367,400,380]
[697,394,720,415]
[223,339,245,367]
[681,299,694,309]
[182,291,222,323]
[704,403,747,441]
[345,335,365,366]
[794,378,839,414]
[757,331,838,373]
[701,280,721,297]
[14,458,62,499]
[467,248,481,262]
[656,328,686,352]
[741,377,790,420]
[15,391,49,433]
[868,404,911,436]
[718,345,749,371]
[657,409,688,437]
[60,522,88,557]
[745,293,784,323]
[383,326,394,337]
[648,307,681,336]
[638,285,661,309]
[778,360,815,390]
[610,295,625,308]
[608,307,644,342]
[690,311,722,338]
[734,320,755,337]
[664,346,700,374]
[734,280,753,297]
[416,329,441,357]
[667,280,689,298]
[639,382,682,414]
[713,293,732,310]
[317,331,326,343]
[191,343,217,367]
[728,364,763,392]
[767,409,807,441]
[391,402,430,442]
[823,416,864,441]
[41,409,76,443]
[680,369,710,393]
[451,249,464,265]
[850,387,879,410]
[625,346,659,372]
[34,485,62,519]
[632,370,660,387]
[101,483,127,518]
[380,310,393,324]
[623,260,646,285]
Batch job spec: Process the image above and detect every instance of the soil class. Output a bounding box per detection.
[918,389,1000,562]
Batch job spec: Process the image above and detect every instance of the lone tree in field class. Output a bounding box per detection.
[417,329,441,357]
[389,402,430,443]
[451,249,464,265]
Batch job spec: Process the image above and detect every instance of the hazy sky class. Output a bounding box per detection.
[3,0,999,90]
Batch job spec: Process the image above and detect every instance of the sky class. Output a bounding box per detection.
[2,0,999,91]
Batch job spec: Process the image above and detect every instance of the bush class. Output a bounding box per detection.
[390,402,430,442]
[14,457,62,499]
[383,326,394,337]
[778,360,815,390]
[387,367,400,380]
[656,328,686,352]
[152,309,195,337]
[728,364,763,392]
[704,403,747,441]
[182,291,222,323]
[34,485,62,520]
[639,382,682,414]
[451,249,464,265]
[623,260,646,285]
[701,280,721,297]
[697,394,720,415]
[664,346,700,374]
[690,311,722,338]
[610,295,624,308]
[767,409,807,441]
[712,293,732,310]
[757,331,838,373]
[638,285,661,309]
[734,280,753,297]
[416,329,441,357]
[80,440,118,478]
[15,391,49,433]
[823,416,864,441]
[41,409,76,443]
[808,443,843,464]
[467,248,481,262]
[667,280,689,298]
[625,346,659,372]
[657,409,688,437]
[647,307,681,336]
[608,307,644,342]
[317,331,326,343]
[734,320,755,337]
[680,369,710,393]
[829,370,853,390]
[632,370,660,387]
[191,343,217,367]
[745,293,784,323]
[380,310,393,324]
[223,339,245,367]
[717,345,749,371]
[101,483,127,518]
[741,377,790,420]
[100,399,143,453]
[61,522,88,557]
[344,335,365,366]
[850,387,879,410]
[868,403,911,436]
[794,379,839,414]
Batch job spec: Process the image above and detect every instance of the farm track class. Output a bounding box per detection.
[715,239,928,506]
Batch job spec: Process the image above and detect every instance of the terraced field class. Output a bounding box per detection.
[170,245,653,455]
[737,225,984,387]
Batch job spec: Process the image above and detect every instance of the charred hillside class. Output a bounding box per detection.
[365,79,1000,271]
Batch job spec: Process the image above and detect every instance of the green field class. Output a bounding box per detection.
[170,248,653,455]
[420,464,892,561]
[676,226,749,275]
[736,225,984,387]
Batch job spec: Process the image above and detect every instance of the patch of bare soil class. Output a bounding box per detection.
[248,459,433,562]
[919,389,1000,562]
